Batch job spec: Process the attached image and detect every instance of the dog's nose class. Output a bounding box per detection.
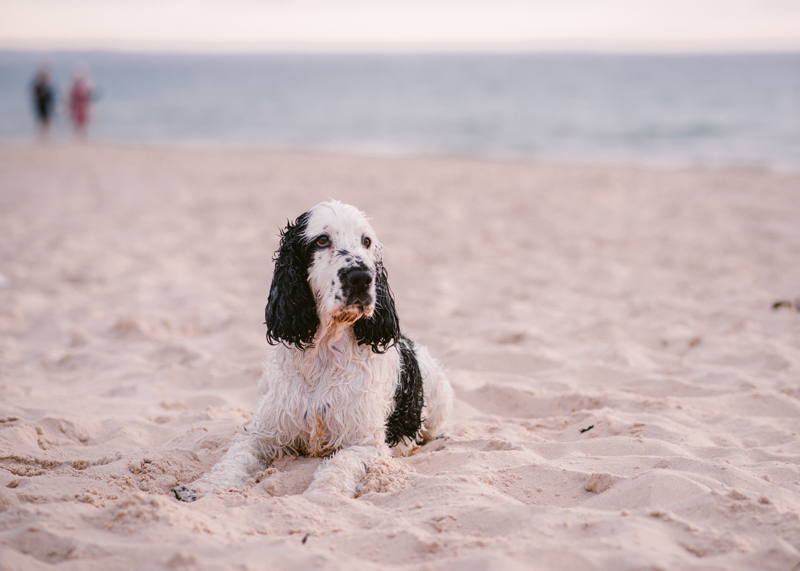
[345,269,372,288]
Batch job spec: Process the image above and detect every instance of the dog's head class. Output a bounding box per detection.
[265,200,400,353]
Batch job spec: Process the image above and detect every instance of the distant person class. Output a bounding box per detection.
[68,66,95,139]
[31,66,55,139]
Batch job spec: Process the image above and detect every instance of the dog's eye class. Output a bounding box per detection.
[316,235,330,248]
[362,236,371,249]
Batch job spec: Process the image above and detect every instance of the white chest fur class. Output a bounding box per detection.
[254,326,400,457]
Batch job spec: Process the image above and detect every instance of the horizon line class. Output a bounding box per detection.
[3,39,800,56]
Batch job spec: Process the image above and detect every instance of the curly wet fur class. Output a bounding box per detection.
[385,337,425,447]
[175,200,453,499]
[264,212,319,350]
[353,261,400,354]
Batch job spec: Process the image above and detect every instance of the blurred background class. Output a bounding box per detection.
[1,0,799,170]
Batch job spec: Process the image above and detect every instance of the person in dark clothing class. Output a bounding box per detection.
[32,66,55,139]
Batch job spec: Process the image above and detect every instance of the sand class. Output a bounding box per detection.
[1,144,799,570]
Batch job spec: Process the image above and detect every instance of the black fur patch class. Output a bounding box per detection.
[353,261,400,354]
[385,336,425,447]
[264,212,320,350]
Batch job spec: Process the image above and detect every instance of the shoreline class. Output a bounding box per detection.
[0,139,795,177]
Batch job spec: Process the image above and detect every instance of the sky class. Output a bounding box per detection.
[1,0,799,53]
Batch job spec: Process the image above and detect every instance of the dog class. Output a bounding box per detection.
[174,200,452,500]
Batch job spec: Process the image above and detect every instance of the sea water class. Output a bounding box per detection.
[1,51,799,170]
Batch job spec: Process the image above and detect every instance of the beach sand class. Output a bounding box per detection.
[1,144,799,570]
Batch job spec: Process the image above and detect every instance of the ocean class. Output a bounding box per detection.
[1,51,799,171]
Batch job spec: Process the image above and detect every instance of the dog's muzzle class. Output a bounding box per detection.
[339,267,374,315]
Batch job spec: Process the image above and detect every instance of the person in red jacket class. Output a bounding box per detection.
[68,67,94,139]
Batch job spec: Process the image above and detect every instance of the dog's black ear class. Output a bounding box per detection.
[354,260,400,353]
[265,212,319,350]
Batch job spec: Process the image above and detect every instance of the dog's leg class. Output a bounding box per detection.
[173,432,274,502]
[174,368,296,502]
[305,444,389,497]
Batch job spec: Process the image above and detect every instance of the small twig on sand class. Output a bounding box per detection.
[772,299,800,312]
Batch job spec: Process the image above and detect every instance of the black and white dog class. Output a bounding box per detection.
[175,200,452,499]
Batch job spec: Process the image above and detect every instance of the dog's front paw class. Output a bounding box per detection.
[173,484,198,502]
